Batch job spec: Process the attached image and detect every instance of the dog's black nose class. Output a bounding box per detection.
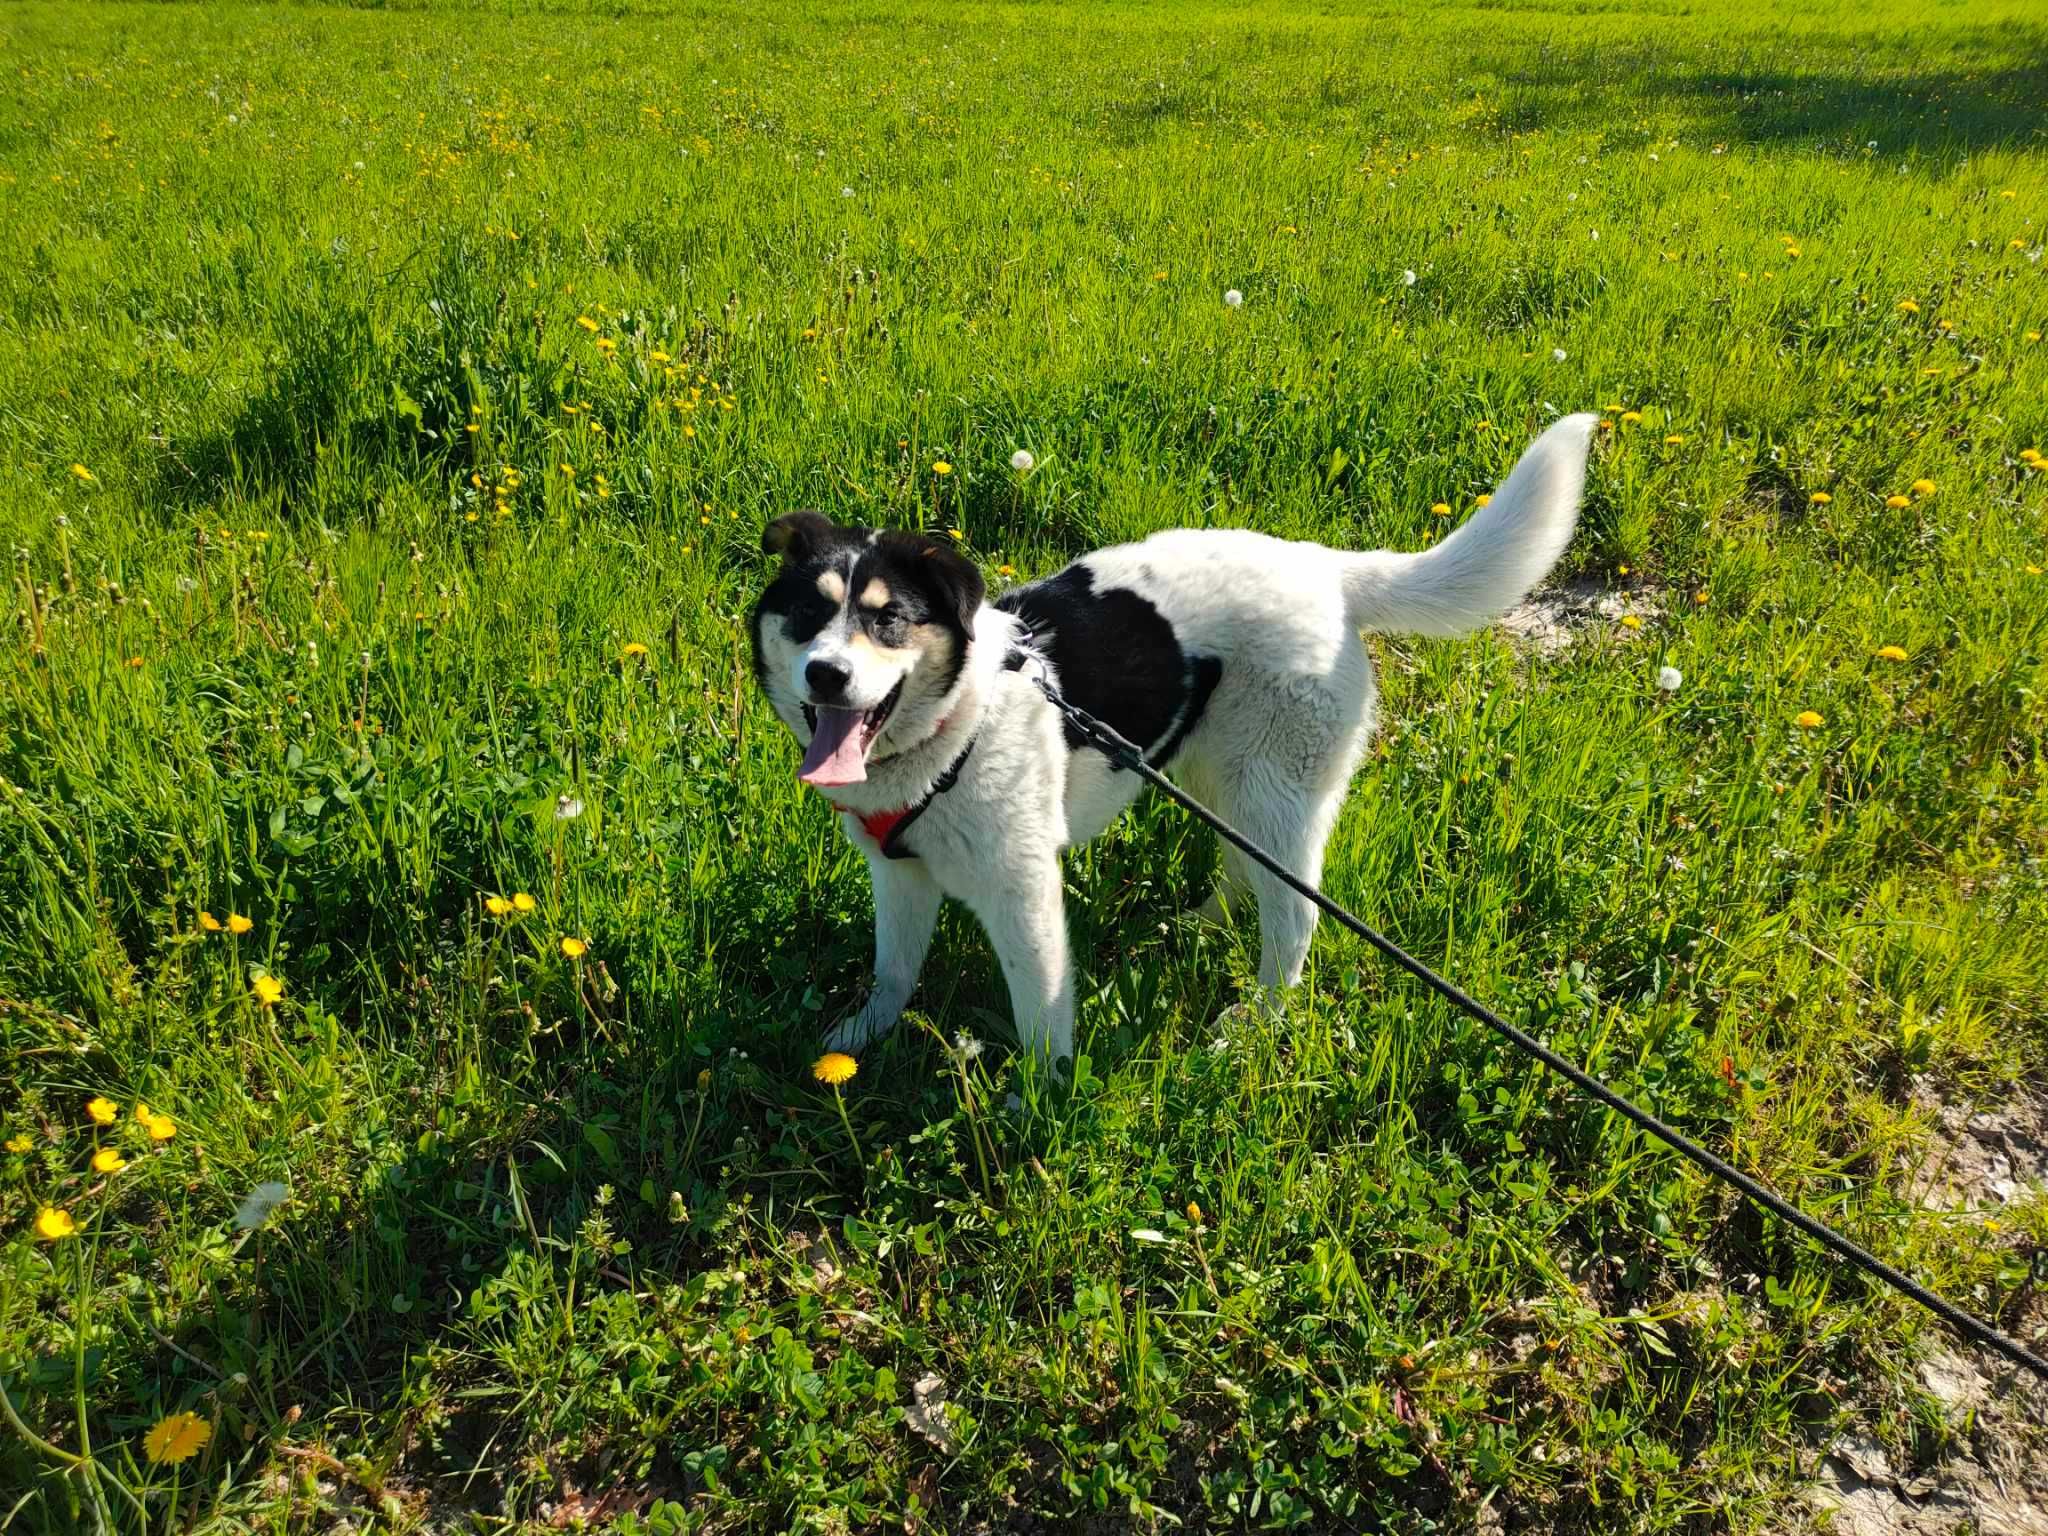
[805,659,851,700]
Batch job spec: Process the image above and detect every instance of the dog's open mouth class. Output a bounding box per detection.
[798,680,903,787]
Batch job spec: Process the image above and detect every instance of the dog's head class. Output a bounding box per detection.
[748,511,986,788]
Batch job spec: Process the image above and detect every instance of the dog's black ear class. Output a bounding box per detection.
[762,510,834,561]
[915,537,986,632]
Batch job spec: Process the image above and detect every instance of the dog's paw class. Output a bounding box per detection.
[823,1002,900,1056]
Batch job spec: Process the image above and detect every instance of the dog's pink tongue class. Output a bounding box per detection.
[798,707,868,786]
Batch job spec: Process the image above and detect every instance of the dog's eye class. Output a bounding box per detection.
[865,605,910,644]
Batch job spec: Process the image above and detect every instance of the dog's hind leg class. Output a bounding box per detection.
[1196,842,1252,927]
[1177,759,1250,927]
[965,860,1074,1063]
[1221,692,1374,998]
[826,854,943,1054]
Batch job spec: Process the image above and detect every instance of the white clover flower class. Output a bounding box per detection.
[1552,348,1568,362]
[1223,288,1243,308]
[1010,449,1034,472]
[555,793,585,821]
[1401,269,1417,286]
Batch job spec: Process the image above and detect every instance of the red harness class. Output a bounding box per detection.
[846,804,914,848]
[830,719,972,860]
[819,641,1034,858]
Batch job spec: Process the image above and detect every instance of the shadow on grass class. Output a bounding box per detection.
[1498,42,2048,154]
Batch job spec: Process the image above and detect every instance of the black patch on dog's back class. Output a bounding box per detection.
[997,564,1220,768]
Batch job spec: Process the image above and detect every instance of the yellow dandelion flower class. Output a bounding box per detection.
[1186,1200,1204,1224]
[1874,645,1908,662]
[621,642,650,659]
[2028,331,2043,343]
[5,1135,31,1154]
[485,895,513,917]
[87,1096,118,1125]
[1619,411,1642,426]
[227,913,253,935]
[1618,563,1631,576]
[36,1208,77,1241]
[251,974,283,1007]
[1999,189,2016,199]
[1693,591,1709,606]
[1664,434,1685,446]
[1795,710,1824,729]
[145,1112,176,1141]
[948,527,966,542]
[1620,614,1642,630]
[931,461,952,476]
[560,464,575,477]
[143,1412,211,1465]
[812,1052,858,1087]
[575,315,600,332]
[92,1147,126,1174]
[1430,502,1451,517]
[1910,478,1936,497]
[198,911,222,933]
[2018,447,2040,463]
[997,563,1016,577]
[1808,491,1831,505]
[560,937,587,959]
[512,892,536,914]
[2027,563,2043,575]
[1885,494,1911,509]
[1897,299,1919,314]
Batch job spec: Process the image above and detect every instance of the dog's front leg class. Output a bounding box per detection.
[825,854,943,1055]
[966,861,1074,1064]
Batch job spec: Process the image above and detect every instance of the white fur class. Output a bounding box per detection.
[817,414,1597,1062]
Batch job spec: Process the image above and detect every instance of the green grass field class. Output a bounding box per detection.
[4,0,2047,1529]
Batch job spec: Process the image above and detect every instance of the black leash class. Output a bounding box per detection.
[1027,669,2048,1385]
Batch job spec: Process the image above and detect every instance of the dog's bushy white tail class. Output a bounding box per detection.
[1342,413,1597,637]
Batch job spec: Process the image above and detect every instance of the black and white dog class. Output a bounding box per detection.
[750,414,1596,1062]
